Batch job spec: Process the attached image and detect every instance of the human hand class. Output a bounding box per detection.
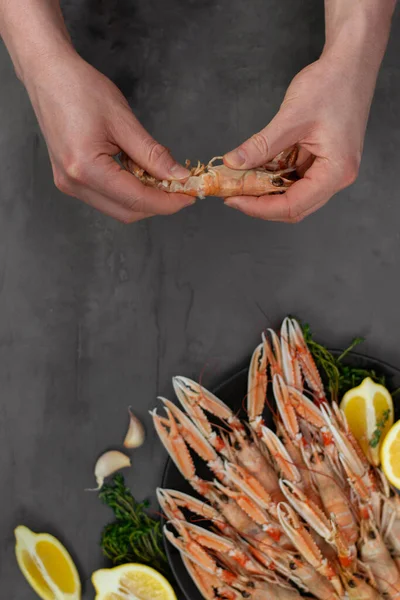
[223,54,377,223]
[223,0,395,224]
[24,51,192,222]
[223,0,395,223]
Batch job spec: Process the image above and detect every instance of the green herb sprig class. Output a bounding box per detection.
[301,322,386,402]
[99,474,171,578]
[369,409,391,448]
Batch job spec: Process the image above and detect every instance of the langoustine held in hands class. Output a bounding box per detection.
[121,146,299,199]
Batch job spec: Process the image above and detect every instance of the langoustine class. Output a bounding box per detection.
[120,146,299,198]
[152,317,398,600]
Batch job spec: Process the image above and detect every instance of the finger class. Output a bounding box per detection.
[69,185,153,223]
[224,109,306,170]
[296,148,314,176]
[112,110,190,181]
[70,154,196,216]
[224,157,338,222]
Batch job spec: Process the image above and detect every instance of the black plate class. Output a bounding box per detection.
[162,351,400,600]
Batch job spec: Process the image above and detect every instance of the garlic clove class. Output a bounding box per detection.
[123,407,145,449]
[88,450,131,491]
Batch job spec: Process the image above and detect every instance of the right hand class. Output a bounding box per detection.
[24,51,192,223]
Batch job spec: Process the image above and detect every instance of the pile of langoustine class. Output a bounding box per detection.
[151,318,400,600]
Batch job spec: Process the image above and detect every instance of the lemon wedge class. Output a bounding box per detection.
[340,377,394,465]
[92,564,177,600]
[15,525,81,600]
[381,420,400,489]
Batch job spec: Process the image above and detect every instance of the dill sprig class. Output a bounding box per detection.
[301,323,386,403]
[98,474,171,578]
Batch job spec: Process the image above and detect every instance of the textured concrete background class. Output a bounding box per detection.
[0,0,399,597]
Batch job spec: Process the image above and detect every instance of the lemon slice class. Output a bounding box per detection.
[381,420,400,489]
[15,525,81,600]
[340,377,394,465]
[92,564,177,600]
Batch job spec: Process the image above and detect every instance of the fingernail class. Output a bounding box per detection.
[170,163,190,180]
[184,197,196,207]
[224,149,246,168]
[224,200,239,210]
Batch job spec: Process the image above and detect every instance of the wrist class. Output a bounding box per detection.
[0,0,76,84]
[19,38,79,92]
[322,3,394,74]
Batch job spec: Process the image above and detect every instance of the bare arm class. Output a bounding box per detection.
[0,0,73,80]
[0,1,191,222]
[223,1,396,222]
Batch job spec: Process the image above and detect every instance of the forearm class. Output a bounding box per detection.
[0,0,75,84]
[323,0,396,74]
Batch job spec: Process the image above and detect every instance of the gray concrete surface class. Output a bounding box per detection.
[0,0,399,597]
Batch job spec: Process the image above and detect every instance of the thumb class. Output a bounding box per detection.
[224,110,304,170]
[114,111,190,181]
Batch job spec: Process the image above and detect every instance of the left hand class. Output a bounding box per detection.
[223,55,378,223]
